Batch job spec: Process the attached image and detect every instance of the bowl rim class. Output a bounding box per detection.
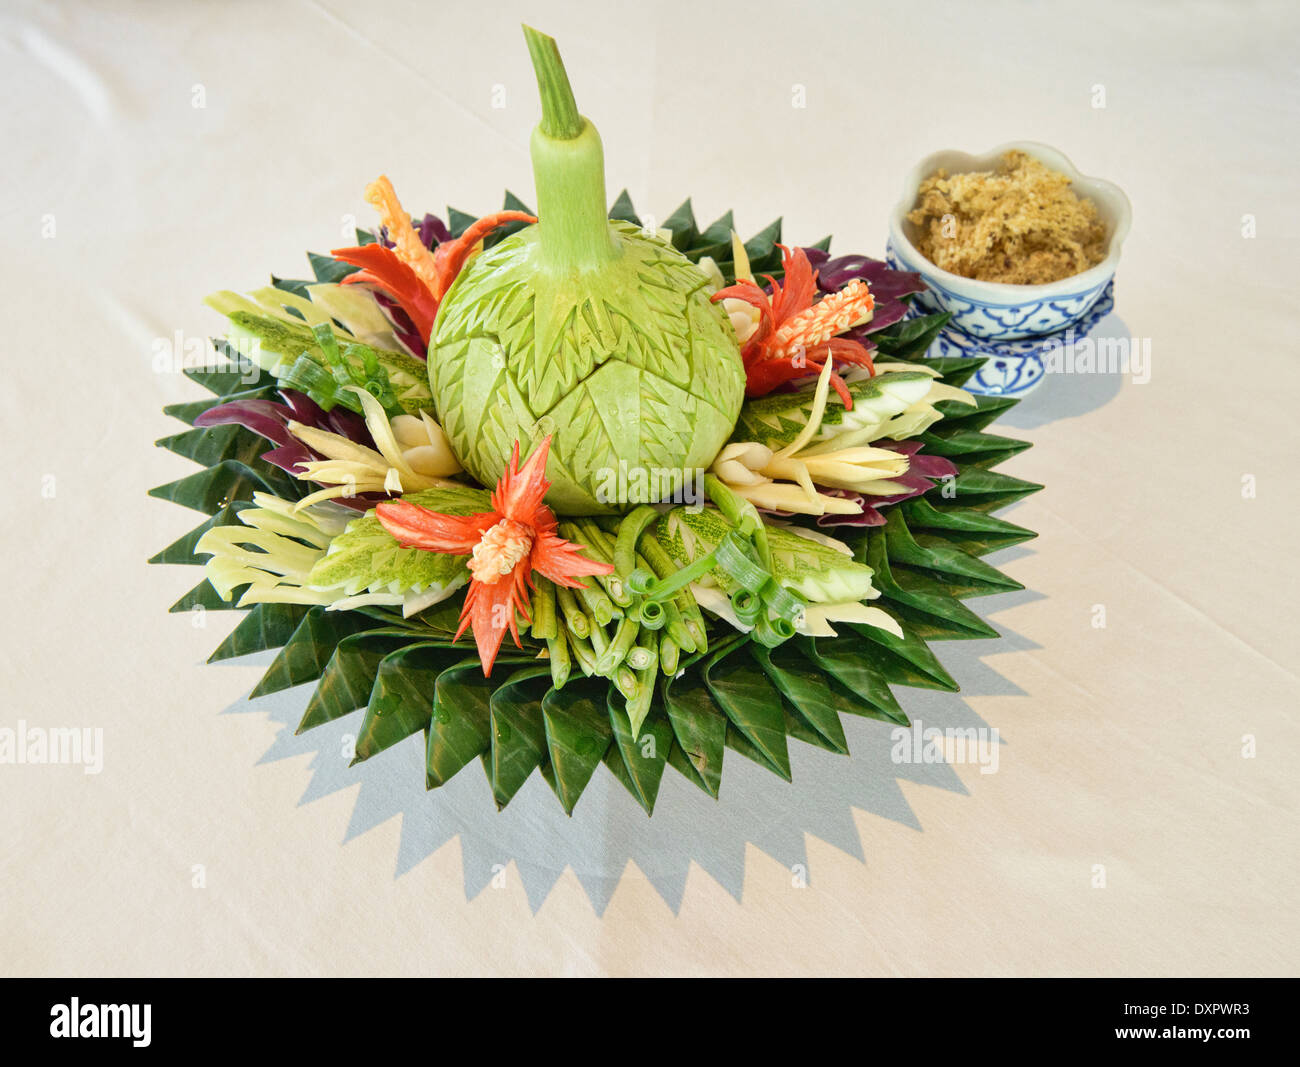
[887,139,1132,300]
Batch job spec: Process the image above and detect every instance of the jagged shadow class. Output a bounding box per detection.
[212,542,1039,914]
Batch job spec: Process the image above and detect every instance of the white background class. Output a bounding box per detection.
[2,0,1297,975]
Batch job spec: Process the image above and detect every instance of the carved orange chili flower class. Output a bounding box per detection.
[332,175,535,348]
[712,243,876,409]
[375,436,612,676]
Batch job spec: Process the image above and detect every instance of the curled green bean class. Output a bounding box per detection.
[614,506,660,577]
[633,519,708,652]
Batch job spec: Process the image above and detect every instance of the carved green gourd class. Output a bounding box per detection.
[428,26,746,514]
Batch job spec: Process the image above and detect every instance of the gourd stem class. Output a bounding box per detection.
[522,25,617,273]
[523,25,582,140]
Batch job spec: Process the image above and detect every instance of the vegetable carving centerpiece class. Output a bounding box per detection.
[430,32,745,514]
[151,26,1040,816]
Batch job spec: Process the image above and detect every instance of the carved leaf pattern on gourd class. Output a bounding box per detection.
[430,221,744,512]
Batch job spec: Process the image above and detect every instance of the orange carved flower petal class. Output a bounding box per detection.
[531,529,615,588]
[376,436,611,676]
[346,176,536,348]
[824,335,876,369]
[770,245,819,321]
[375,500,497,554]
[332,243,439,347]
[717,245,876,403]
[491,436,553,524]
[364,175,439,289]
[457,560,532,676]
[431,211,536,300]
[712,278,770,310]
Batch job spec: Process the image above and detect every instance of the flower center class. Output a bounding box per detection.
[469,519,534,584]
[772,279,875,358]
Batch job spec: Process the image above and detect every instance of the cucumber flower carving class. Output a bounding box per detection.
[711,360,908,516]
[285,385,463,509]
[375,436,613,676]
[713,239,876,408]
[331,175,535,348]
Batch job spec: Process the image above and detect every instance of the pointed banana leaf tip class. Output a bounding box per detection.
[155,194,1041,816]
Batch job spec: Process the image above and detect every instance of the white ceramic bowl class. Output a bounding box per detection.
[886,141,1131,340]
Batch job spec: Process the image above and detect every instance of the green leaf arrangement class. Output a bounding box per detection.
[150,195,1039,815]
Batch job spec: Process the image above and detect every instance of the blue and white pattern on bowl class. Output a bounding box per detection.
[906,281,1116,399]
[886,241,1112,341]
[886,141,1130,343]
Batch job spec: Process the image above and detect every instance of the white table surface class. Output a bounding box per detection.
[2,0,1297,976]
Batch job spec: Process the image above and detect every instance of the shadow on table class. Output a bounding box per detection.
[218,558,1043,914]
[995,311,1133,430]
